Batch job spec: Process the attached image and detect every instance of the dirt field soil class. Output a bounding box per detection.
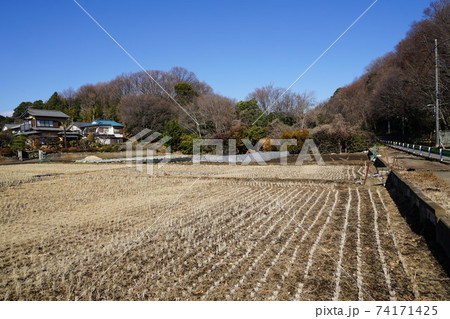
[0,162,449,300]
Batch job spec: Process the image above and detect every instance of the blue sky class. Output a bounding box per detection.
[0,0,432,116]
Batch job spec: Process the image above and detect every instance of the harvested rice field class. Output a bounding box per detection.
[0,162,449,300]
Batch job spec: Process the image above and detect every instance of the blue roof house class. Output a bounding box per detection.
[80,120,124,145]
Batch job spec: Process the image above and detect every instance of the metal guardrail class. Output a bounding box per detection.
[380,140,449,163]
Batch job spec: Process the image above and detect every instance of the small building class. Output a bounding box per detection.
[2,123,21,134]
[18,109,70,145]
[66,122,90,135]
[80,120,124,145]
[63,122,90,141]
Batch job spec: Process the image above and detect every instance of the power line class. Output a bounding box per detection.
[251,0,379,126]
[72,0,200,129]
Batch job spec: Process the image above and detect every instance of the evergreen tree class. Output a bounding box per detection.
[32,100,45,109]
[162,119,184,151]
[45,92,65,111]
[236,98,266,126]
[174,82,198,105]
[12,102,32,119]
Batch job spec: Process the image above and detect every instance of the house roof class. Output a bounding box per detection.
[2,123,21,130]
[81,120,124,128]
[72,122,90,127]
[68,122,90,130]
[57,131,82,136]
[16,131,40,135]
[31,127,63,131]
[25,108,69,119]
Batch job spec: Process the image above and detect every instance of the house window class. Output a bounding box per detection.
[36,120,54,127]
[98,126,110,134]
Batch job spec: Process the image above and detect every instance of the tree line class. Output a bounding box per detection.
[0,65,372,154]
[4,65,327,152]
[7,1,448,153]
[308,0,450,144]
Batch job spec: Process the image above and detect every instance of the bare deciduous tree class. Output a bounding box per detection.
[118,95,176,134]
[195,94,236,133]
[247,84,315,127]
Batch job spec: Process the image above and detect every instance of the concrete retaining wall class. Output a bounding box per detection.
[437,216,450,260]
[385,170,450,260]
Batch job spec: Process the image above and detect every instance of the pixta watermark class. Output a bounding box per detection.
[126,129,324,175]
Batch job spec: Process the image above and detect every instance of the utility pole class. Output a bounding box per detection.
[435,39,440,147]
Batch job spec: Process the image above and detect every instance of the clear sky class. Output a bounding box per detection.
[0,0,433,116]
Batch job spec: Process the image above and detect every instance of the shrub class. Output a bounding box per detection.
[292,129,309,148]
[261,138,275,152]
[79,138,89,149]
[10,135,28,151]
[100,145,114,152]
[244,126,267,145]
[29,136,41,150]
[0,131,14,148]
[349,132,373,152]
[179,133,200,154]
[279,129,309,153]
[155,144,167,154]
[311,125,373,154]
[212,132,232,154]
[0,148,14,156]
[214,132,231,142]
[91,142,102,148]
[229,125,247,154]
[311,126,339,153]
[95,143,122,152]
[42,137,61,146]
[280,131,292,139]
[87,133,95,143]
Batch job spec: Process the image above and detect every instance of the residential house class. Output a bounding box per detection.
[80,120,124,145]
[18,109,70,145]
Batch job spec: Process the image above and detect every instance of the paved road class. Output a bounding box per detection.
[386,144,450,163]
[380,146,450,185]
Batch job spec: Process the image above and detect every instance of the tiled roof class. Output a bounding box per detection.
[3,123,21,129]
[25,108,69,118]
[31,127,63,131]
[72,122,90,127]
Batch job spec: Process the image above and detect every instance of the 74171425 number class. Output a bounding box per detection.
[376,306,437,316]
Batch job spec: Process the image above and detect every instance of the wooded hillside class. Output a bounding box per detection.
[308,0,450,143]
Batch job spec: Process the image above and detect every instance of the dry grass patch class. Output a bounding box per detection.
[0,163,449,300]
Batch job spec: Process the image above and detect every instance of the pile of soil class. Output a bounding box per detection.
[83,155,102,162]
